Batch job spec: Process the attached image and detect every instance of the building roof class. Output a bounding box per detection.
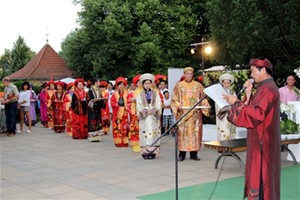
[9,44,74,80]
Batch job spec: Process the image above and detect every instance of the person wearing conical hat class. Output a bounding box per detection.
[65,82,74,137]
[71,78,88,139]
[127,74,142,152]
[45,80,56,130]
[136,73,162,159]
[50,81,67,133]
[99,81,110,135]
[110,77,130,147]
[215,73,236,140]
[171,67,210,162]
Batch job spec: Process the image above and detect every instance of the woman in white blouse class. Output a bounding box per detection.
[18,82,32,133]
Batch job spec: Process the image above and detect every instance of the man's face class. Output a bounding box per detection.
[159,81,167,90]
[250,66,264,82]
[286,76,296,87]
[3,80,9,86]
[184,71,193,82]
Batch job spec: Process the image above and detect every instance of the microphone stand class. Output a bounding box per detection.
[144,94,208,200]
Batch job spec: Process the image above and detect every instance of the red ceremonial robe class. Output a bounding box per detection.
[110,90,129,147]
[227,78,280,200]
[51,91,67,133]
[71,89,88,139]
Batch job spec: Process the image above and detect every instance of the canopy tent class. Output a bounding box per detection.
[60,77,75,84]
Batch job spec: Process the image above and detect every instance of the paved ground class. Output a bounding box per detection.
[0,124,294,200]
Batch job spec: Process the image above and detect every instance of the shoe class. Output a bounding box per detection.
[27,130,31,133]
[142,154,150,159]
[7,133,16,137]
[17,130,23,133]
[177,155,185,162]
[148,154,156,159]
[190,156,201,161]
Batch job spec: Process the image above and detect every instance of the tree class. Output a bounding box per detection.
[61,30,93,78]
[0,49,12,78]
[10,35,35,73]
[62,0,202,79]
[205,0,300,79]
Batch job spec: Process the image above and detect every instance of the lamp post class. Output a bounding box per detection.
[190,42,212,75]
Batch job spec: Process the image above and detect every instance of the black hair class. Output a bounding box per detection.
[108,82,113,86]
[256,66,273,76]
[142,79,152,85]
[21,81,30,91]
[286,75,296,80]
[117,81,125,86]
[163,90,169,95]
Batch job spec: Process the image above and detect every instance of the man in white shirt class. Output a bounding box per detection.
[162,90,174,136]
[107,82,114,121]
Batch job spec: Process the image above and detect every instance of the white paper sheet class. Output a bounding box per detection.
[204,83,231,108]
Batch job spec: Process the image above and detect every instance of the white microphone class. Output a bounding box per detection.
[238,79,254,95]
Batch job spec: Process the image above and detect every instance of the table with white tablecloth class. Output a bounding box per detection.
[286,101,300,162]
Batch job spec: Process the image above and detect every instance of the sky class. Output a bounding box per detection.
[0,0,81,54]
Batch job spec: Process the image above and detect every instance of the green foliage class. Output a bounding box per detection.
[204,69,250,92]
[0,80,41,95]
[10,36,35,73]
[280,119,300,134]
[205,0,300,78]
[61,0,201,79]
[0,49,12,78]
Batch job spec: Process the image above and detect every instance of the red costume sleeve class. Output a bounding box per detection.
[227,87,276,130]
[110,93,118,107]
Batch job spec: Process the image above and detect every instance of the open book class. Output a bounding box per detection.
[204,83,232,120]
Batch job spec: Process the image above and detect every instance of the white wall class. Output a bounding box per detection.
[168,68,184,95]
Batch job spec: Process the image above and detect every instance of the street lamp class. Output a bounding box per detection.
[190,42,212,74]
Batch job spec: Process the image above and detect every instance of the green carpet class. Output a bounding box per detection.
[138,165,300,200]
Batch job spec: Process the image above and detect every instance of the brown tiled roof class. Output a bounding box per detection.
[9,44,74,80]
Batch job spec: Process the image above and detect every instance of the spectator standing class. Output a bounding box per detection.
[279,75,299,104]
[162,90,175,136]
[1,77,19,136]
[17,81,32,133]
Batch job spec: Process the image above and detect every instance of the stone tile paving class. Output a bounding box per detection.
[0,123,294,200]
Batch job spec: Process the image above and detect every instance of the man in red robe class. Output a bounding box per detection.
[224,58,280,200]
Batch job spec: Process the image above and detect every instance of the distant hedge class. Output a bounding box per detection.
[0,80,43,95]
